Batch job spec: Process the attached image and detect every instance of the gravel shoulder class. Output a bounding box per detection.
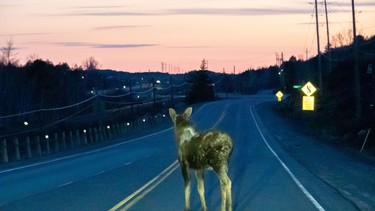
[255,101,375,210]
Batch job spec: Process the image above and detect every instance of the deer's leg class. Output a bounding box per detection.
[225,173,232,211]
[218,169,232,211]
[181,164,191,211]
[195,170,207,211]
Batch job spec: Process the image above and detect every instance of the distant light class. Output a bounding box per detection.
[81,76,85,79]
[137,95,140,99]
[126,122,130,126]
[156,80,161,84]
[45,135,49,139]
[83,129,87,133]
[162,114,166,118]
[123,85,126,89]
[143,119,146,122]
[107,125,111,129]
[90,90,94,94]
[24,121,29,126]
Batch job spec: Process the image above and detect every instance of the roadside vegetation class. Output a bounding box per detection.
[1,34,375,155]
[275,34,375,154]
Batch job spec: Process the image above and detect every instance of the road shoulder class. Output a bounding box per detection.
[255,101,375,210]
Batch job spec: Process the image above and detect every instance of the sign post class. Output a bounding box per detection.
[301,82,317,111]
[276,91,283,102]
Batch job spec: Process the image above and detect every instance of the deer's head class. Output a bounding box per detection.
[169,107,195,145]
[169,107,192,125]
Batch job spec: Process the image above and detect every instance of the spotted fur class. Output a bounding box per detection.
[169,107,233,211]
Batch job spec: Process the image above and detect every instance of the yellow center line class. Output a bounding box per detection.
[109,160,179,211]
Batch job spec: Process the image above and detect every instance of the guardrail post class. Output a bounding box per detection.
[75,130,80,146]
[116,123,121,136]
[126,122,131,133]
[100,126,106,141]
[88,128,93,143]
[107,125,112,139]
[1,139,8,163]
[26,136,32,158]
[14,137,20,161]
[45,135,50,154]
[120,122,126,133]
[54,133,59,152]
[62,132,67,150]
[82,129,88,145]
[36,135,42,156]
[93,127,99,143]
[69,131,74,148]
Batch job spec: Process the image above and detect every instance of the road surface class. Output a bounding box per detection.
[0,92,362,210]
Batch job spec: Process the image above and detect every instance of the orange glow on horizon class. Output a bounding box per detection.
[1,0,375,73]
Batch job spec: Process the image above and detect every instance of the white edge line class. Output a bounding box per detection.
[249,105,325,211]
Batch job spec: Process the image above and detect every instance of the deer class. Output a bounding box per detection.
[169,107,233,211]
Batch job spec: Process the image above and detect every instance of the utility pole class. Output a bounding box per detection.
[276,52,279,66]
[315,0,323,94]
[352,0,361,118]
[324,0,332,73]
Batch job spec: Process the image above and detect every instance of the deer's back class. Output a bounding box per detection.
[181,130,233,171]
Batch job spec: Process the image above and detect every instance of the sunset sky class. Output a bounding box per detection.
[1,0,375,73]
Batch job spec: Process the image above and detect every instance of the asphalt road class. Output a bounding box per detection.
[0,93,360,210]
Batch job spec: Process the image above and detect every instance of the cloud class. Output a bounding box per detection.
[93,44,158,48]
[92,25,150,30]
[57,7,315,17]
[329,1,375,7]
[66,11,155,16]
[53,42,158,48]
[53,42,91,47]
[167,45,213,49]
[48,2,375,18]
[166,8,314,16]
[0,33,50,37]
[64,5,129,10]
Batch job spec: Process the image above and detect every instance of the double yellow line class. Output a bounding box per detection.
[109,160,179,211]
[109,102,223,211]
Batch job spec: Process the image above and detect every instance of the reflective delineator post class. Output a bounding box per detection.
[1,139,8,163]
[26,136,32,158]
[35,135,42,156]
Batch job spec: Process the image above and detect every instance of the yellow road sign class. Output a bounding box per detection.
[276,91,283,102]
[301,82,316,96]
[302,96,315,110]
[276,91,283,98]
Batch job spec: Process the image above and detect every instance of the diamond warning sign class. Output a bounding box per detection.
[301,82,316,96]
[276,91,283,102]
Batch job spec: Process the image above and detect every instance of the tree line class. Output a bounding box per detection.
[278,34,375,139]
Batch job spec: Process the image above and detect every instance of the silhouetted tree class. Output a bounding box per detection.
[186,59,215,104]
[200,59,208,71]
[0,39,19,66]
[83,56,100,71]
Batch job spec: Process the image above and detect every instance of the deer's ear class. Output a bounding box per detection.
[169,108,177,122]
[183,107,193,119]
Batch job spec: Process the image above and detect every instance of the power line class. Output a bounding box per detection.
[0,95,97,119]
